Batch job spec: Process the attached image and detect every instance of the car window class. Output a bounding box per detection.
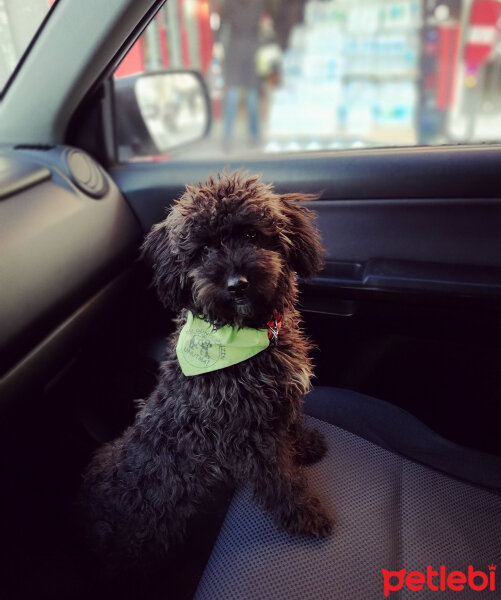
[114,0,501,162]
[0,0,56,94]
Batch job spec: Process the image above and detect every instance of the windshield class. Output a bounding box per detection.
[0,0,55,94]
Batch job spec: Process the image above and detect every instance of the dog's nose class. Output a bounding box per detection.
[227,275,249,294]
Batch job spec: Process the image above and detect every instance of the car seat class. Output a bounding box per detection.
[194,386,501,599]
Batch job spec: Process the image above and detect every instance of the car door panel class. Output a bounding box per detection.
[112,147,501,304]
[0,145,142,406]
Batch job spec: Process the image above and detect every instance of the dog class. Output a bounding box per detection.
[80,171,332,572]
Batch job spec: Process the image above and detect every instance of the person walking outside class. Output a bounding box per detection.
[221,0,269,149]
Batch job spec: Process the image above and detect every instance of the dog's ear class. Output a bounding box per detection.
[279,193,324,279]
[141,209,188,311]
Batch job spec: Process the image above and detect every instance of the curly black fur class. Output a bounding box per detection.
[79,171,332,574]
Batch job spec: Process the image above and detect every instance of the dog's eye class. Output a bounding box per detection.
[245,230,257,242]
[202,245,210,255]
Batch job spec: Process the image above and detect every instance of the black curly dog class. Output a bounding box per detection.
[80,171,332,572]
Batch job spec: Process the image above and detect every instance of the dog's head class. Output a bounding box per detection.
[142,171,324,328]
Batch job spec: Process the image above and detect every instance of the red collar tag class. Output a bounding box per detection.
[267,310,282,344]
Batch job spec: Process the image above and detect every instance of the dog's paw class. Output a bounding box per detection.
[295,428,328,466]
[279,498,333,538]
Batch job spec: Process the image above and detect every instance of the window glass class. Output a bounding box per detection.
[0,0,55,93]
[114,0,501,161]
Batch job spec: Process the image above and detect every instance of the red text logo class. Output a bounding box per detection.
[382,565,496,597]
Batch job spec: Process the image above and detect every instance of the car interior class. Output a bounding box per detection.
[1,1,501,599]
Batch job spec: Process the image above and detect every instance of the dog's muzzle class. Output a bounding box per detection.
[227,274,249,302]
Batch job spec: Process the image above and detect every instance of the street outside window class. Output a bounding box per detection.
[1,0,497,161]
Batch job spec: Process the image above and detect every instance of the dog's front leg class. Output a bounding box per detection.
[247,440,332,538]
[289,422,328,466]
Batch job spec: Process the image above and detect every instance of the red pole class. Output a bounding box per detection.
[114,38,145,78]
[197,0,213,74]
[437,25,460,110]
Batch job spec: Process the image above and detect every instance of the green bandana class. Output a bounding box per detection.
[176,311,270,376]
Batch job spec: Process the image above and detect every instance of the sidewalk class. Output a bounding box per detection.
[174,104,268,161]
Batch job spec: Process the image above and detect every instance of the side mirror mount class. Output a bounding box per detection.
[114,70,211,161]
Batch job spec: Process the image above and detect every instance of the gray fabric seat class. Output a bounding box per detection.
[194,388,501,599]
